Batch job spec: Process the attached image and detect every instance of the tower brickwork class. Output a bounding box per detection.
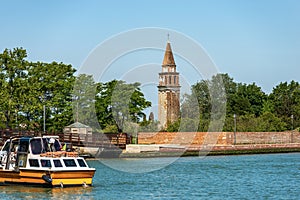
[158,41,180,129]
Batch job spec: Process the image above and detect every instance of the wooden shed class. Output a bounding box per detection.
[64,122,92,135]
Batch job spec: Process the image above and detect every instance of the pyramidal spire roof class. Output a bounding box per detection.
[162,41,176,66]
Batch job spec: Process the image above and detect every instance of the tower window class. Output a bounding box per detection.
[169,76,171,84]
[174,76,176,84]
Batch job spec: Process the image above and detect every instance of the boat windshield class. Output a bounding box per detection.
[1,141,10,152]
[42,138,61,152]
[30,138,43,155]
[18,138,30,153]
[1,140,19,152]
[53,139,61,151]
[30,138,62,154]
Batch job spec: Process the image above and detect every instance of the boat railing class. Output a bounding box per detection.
[39,151,79,158]
[0,130,131,149]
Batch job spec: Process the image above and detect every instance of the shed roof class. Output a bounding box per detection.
[65,122,91,128]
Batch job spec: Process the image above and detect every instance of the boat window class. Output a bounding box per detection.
[30,139,42,154]
[18,139,29,153]
[42,138,62,152]
[53,159,63,167]
[41,159,52,168]
[2,141,10,152]
[63,159,77,167]
[29,159,40,167]
[11,143,18,153]
[2,140,19,152]
[77,159,87,167]
[42,138,50,152]
[54,140,61,151]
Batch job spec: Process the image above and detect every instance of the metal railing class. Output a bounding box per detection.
[0,129,131,149]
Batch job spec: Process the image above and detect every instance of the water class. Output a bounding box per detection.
[1,153,299,199]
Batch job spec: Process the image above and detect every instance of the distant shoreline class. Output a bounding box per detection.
[82,144,300,159]
[119,148,300,158]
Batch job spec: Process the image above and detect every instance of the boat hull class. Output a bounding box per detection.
[0,169,95,187]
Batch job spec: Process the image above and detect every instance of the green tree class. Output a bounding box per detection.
[181,73,272,132]
[0,48,29,129]
[257,112,287,131]
[27,61,76,131]
[269,81,300,129]
[0,48,76,131]
[95,80,117,131]
[181,73,234,132]
[229,83,266,116]
[72,74,99,129]
[95,80,151,133]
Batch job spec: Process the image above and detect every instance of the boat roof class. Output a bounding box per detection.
[6,135,60,142]
[65,122,91,128]
[42,135,59,139]
[19,137,31,142]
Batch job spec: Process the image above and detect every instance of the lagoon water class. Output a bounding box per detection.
[1,153,299,199]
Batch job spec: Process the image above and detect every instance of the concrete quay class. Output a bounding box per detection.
[78,143,300,158]
[121,143,300,158]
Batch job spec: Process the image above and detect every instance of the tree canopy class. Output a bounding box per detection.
[180,73,299,132]
[95,80,151,133]
[0,48,76,131]
[0,48,299,133]
[0,48,152,133]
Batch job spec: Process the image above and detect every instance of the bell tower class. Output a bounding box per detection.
[158,40,180,129]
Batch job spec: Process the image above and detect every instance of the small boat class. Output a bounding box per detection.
[0,136,96,187]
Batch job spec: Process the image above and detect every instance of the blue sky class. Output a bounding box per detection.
[1,0,299,95]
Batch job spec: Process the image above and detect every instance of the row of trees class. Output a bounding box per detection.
[0,48,151,133]
[0,48,76,131]
[73,75,151,133]
[170,74,300,132]
[1,48,299,133]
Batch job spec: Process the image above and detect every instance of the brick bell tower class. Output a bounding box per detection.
[158,39,181,129]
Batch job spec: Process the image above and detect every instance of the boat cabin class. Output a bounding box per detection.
[0,136,95,187]
[0,136,86,171]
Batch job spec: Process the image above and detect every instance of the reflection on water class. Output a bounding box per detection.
[99,157,181,173]
[1,154,300,199]
[0,185,94,200]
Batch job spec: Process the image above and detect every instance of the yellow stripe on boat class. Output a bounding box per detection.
[52,178,93,186]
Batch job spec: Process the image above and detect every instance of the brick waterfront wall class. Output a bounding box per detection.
[138,132,228,145]
[233,131,300,144]
[138,131,300,145]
